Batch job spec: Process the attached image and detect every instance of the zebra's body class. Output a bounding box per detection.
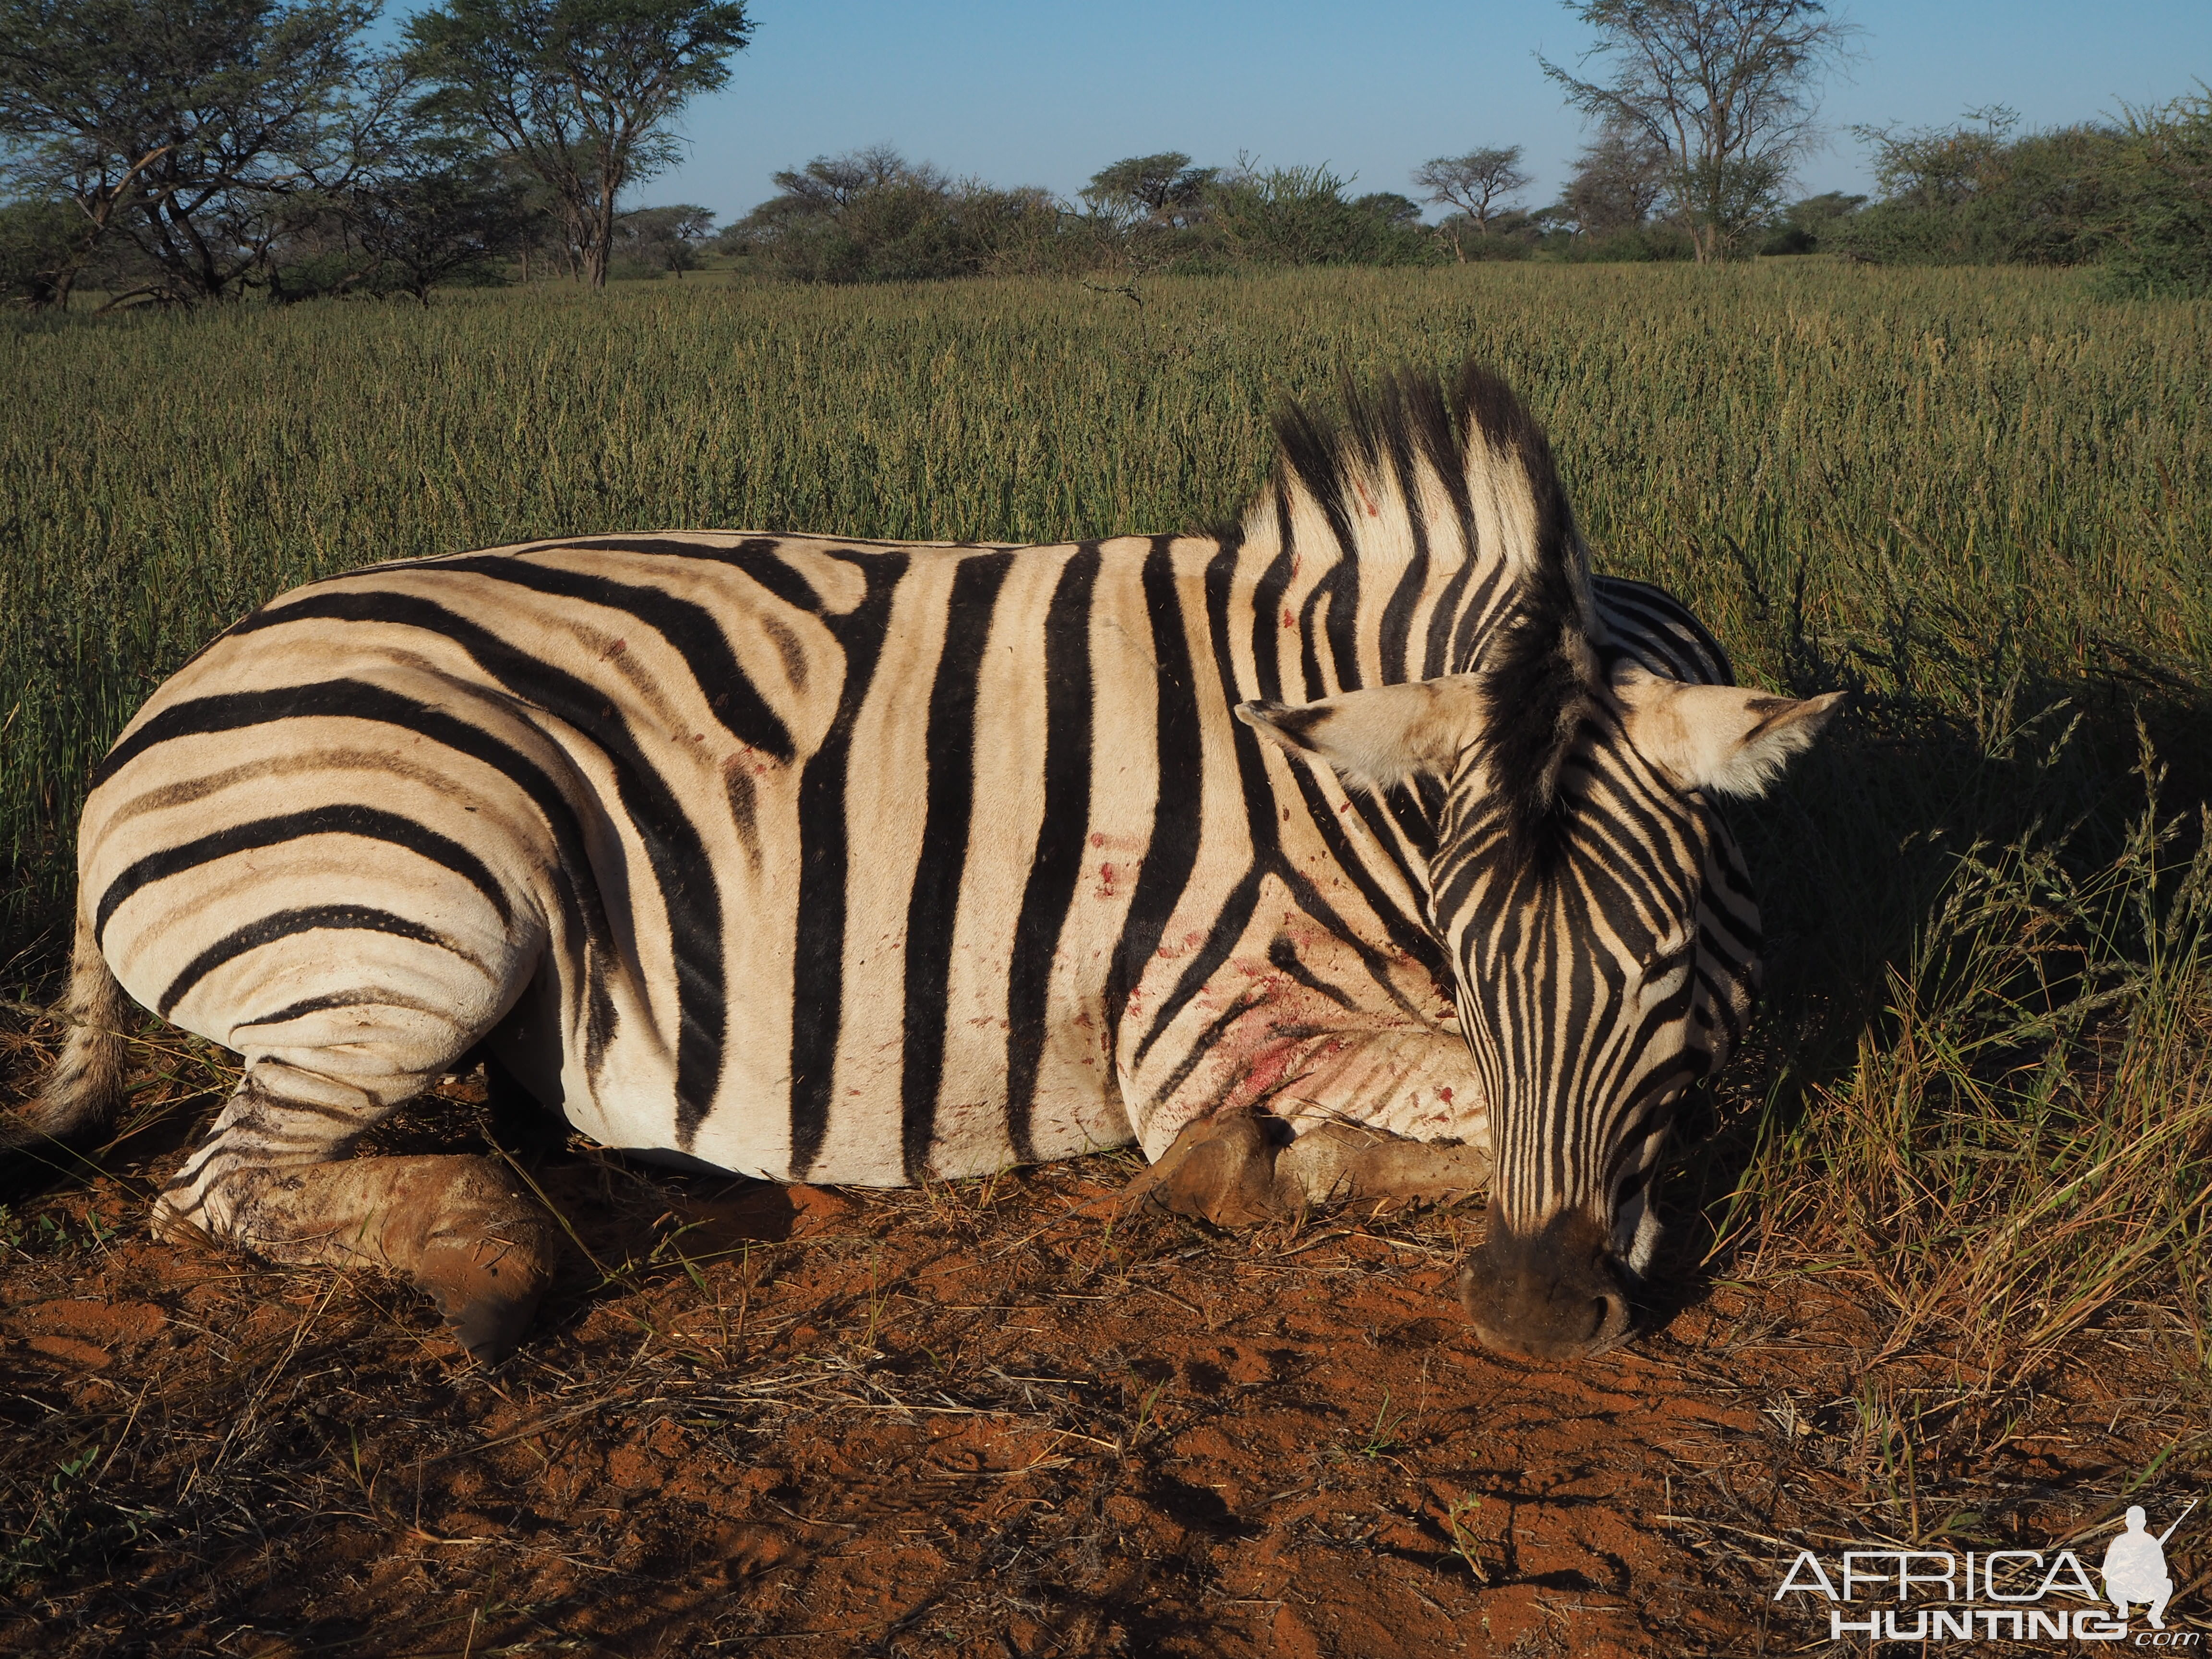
[89,528,1469,1186]
[30,364,1833,1363]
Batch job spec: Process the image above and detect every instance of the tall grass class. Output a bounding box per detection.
[1722,734,2212,1382]
[3,262,2209,1389]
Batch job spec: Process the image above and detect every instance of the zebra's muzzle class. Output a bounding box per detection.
[1457,1209,1635,1360]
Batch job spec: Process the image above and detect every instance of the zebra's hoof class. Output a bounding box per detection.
[417,1222,559,1365]
[1124,1111,1292,1228]
[433,1277,548,1366]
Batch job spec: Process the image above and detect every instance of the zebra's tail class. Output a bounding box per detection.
[5,908,132,1154]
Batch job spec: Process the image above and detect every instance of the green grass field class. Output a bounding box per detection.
[4,261,2210,1395]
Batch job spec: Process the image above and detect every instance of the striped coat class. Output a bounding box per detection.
[45,364,1835,1361]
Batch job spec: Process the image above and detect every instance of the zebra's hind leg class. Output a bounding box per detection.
[155,1068,559,1363]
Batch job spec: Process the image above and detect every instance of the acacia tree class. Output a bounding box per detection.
[1411,146,1532,258]
[404,0,751,289]
[764,144,914,214]
[1081,152,1216,229]
[1541,0,1856,263]
[1559,120,1672,235]
[331,72,537,304]
[1074,150,1215,293]
[618,202,713,273]
[0,0,376,306]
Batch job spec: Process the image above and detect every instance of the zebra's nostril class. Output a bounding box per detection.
[1588,1290,1634,1352]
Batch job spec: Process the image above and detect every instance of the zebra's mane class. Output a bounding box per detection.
[1455,368,1603,876]
[1269,366,1470,555]
[1267,361,1604,874]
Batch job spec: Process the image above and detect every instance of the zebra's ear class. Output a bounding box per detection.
[1236,678,1481,794]
[1614,667,1845,799]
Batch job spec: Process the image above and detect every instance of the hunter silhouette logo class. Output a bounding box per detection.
[1774,1499,2200,1645]
[2105,1501,2195,1631]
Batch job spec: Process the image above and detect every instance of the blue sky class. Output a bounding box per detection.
[403,1,2212,224]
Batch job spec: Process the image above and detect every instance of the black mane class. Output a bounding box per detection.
[1455,367,1600,875]
[1269,366,1469,554]
[1269,361,1602,874]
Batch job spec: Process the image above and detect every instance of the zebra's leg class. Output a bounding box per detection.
[155,1061,558,1364]
[1123,1113,1491,1226]
[1273,1119,1492,1210]
[1122,1023,1494,1225]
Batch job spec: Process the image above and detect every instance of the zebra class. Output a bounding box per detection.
[12,361,1838,1363]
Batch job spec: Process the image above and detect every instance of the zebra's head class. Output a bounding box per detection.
[1238,371,1841,1360]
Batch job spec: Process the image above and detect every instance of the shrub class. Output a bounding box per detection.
[0,200,78,307]
[1832,117,2124,267]
[1758,192,1867,255]
[723,148,1067,284]
[2095,90,2212,298]
[1549,224,1695,263]
[1204,165,1439,267]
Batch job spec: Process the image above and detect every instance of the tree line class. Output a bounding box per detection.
[1,0,2204,308]
[711,90,2211,299]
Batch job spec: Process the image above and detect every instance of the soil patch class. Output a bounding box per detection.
[0,1073,2205,1656]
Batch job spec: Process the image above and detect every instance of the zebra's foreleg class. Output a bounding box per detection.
[154,1070,558,1363]
[1122,1113,1492,1226]
[1273,1119,1492,1210]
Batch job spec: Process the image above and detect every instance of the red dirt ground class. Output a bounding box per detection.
[1,1073,2206,1657]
